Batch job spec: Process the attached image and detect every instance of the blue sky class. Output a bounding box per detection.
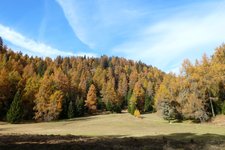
[0,0,225,72]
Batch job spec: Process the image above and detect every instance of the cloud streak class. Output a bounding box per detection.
[0,24,97,58]
[56,0,150,50]
[57,0,225,71]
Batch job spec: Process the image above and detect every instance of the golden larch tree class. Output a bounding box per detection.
[85,84,97,113]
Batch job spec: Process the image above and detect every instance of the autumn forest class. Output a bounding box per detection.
[0,37,224,123]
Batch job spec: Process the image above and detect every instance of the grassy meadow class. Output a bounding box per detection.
[1,113,225,150]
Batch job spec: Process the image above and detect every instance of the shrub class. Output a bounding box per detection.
[159,101,180,123]
[194,110,210,122]
[112,104,122,113]
[134,109,141,118]
[106,101,122,113]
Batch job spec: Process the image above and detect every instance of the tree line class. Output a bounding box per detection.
[0,37,164,123]
[0,37,224,123]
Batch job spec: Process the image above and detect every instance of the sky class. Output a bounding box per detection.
[0,0,225,73]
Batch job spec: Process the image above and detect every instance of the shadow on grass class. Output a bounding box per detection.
[0,133,225,150]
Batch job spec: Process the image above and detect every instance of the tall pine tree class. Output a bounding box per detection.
[6,89,23,123]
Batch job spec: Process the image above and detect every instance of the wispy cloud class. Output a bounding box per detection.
[57,0,225,71]
[0,24,97,58]
[112,1,225,71]
[56,0,149,50]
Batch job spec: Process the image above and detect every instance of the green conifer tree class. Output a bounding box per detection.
[67,100,75,119]
[75,96,85,117]
[6,89,23,123]
[129,94,137,115]
[144,95,153,112]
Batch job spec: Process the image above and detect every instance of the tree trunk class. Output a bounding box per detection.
[209,98,215,117]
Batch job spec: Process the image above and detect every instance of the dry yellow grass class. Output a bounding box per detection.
[0,113,225,138]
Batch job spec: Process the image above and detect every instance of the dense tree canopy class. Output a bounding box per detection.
[155,45,225,122]
[0,39,164,122]
[0,37,224,123]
